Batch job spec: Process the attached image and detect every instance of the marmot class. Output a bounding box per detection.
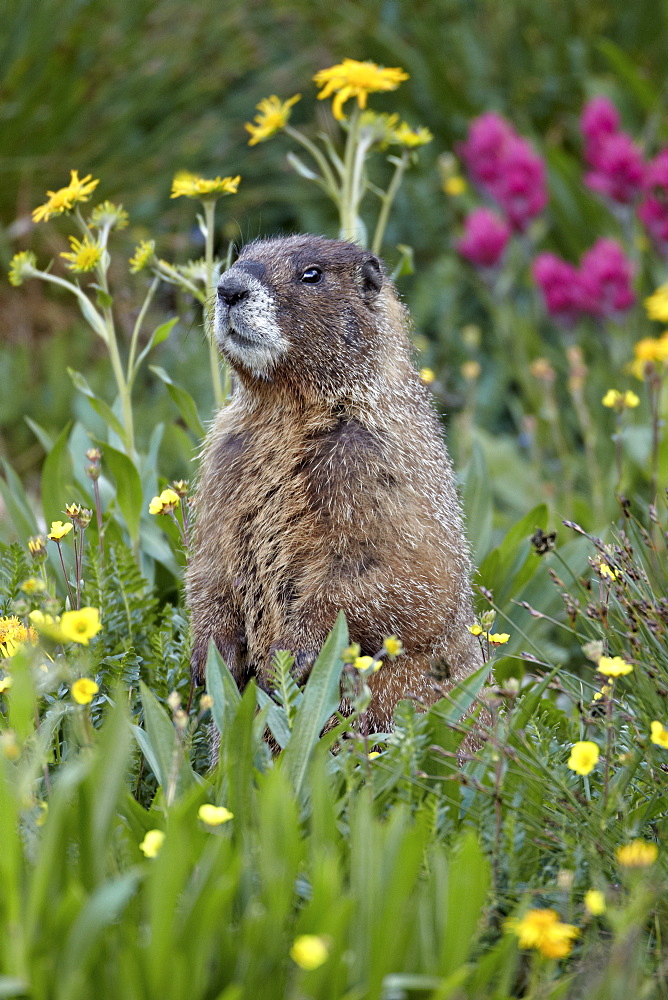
[187,234,481,733]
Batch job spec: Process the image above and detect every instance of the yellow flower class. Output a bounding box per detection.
[170,172,241,200]
[342,643,361,662]
[616,839,658,868]
[129,239,156,273]
[599,562,621,581]
[461,360,481,380]
[468,624,484,636]
[0,616,37,657]
[47,521,73,541]
[508,908,579,960]
[629,332,668,379]
[567,741,600,776]
[139,829,165,858]
[71,677,99,704]
[601,388,640,409]
[245,94,301,145]
[28,535,47,561]
[353,655,375,671]
[488,632,510,645]
[60,608,102,646]
[420,367,435,383]
[32,170,100,223]
[60,234,103,273]
[313,58,409,121]
[644,284,668,323]
[198,804,234,826]
[597,655,633,677]
[392,122,433,148]
[19,577,46,596]
[8,250,38,287]
[584,889,606,916]
[88,201,129,230]
[368,750,381,759]
[443,175,467,196]
[0,676,13,693]
[148,488,181,515]
[289,934,330,970]
[382,636,403,657]
[650,720,668,749]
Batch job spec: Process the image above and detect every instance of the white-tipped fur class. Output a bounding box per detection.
[215,273,289,378]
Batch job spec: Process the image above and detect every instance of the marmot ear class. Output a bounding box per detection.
[360,256,383,304]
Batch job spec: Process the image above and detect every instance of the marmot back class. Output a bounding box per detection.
[187,234,481,733]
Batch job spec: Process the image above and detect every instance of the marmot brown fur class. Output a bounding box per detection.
[187,234,481,733]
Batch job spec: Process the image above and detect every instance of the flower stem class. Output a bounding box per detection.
[55,541,75,609]
[372,151,409,255]
[340,107,362,241]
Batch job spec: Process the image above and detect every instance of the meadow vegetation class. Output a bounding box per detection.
[2,7,668,998]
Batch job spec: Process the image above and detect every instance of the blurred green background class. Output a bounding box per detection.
[2,0,667,495]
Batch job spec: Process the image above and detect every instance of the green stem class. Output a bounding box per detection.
[284,124,341,199]
[372,151,409,255]
[340,106,362,241]
[127,276,159,384]
[203,199,226,409]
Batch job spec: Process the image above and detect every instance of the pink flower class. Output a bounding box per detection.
[638,150,668,256]
[459,112,516,188]
[584,132,645,205]
[457,207,511,268]
[581,96,620,166]
[487,136,548,232]
[532,253,595,327]
[580,238,635,318]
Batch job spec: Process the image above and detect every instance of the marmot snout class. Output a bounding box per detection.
[187,234,481,734]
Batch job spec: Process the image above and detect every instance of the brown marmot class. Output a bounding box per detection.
[186,234,481,733]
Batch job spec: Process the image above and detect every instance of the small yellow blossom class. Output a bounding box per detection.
[289,934,330,970]
[139,829,165,858]
[508,908,579,960]
[616,839,658,868]
[392,122,433,148]
[599,562,621,581]
[47,521,73,541]
[88,201,129,230]
[0,676,13,693]
[71,677,100,704]
[420,367,435,383]
[601,388,640,409]
[468,624,484,636]
[60,608,102,646]
[342,643,361,662]
[382,636,403,657]
[488,632,510,645]
[597,655,633,677]
[19,577,46,595]
[567,741,600,776]
[461,360,481,380]
[368,751,381,759]
[444,175,467,196]
[32,170,100,223]
[198,804,234,826]
[644,285,668,323]
[629,333,668,378]
[28,536,47,561]
[60,234,103,273]
[149,488,181,516]
[584,889,606,916]
[129,239,156,273]
[353,655,375,672]
[8,250,38,287]
[650,720,668,749]
[0,616,37,657]
[170,172,241,200]
[313,58,409,121]
[245,94,301,145]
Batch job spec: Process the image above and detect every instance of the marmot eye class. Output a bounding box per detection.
[300,266,323,284]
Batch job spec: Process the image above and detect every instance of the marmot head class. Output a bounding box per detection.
[215,235,410,400]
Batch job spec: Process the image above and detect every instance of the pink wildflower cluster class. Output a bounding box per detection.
[581,96,668,257]
[459,112,548,234]
[533,238,635,326]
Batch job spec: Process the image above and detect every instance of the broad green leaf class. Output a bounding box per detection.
[205,640,242,741]
[130,317,178,385]
[67,367,129,448]
[429,659,493,726]
[138,681,196,795]
[440,831,490,976]
[95,441,143,544]
[280,612,348,799]
[150,365,205,438]
[460,441,493,563]
[0,458,39,540]
[24,416,53,453]
[40,422,75,526]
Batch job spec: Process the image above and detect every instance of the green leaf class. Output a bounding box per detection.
[280,612,348,798]
[95,441,143,543]
[150,365,205,438]
[460,441,493,563]
[0,458,39,541]
[440,832,490,976]
[130,317,178,385]
[67,367,129,448]
[597,38,659,111]
[391,243,415,279]
[41,421,75,525]
[138,681,196,796]
[205,641,242,742]
[429,659,493,726]
[24,416,54,453]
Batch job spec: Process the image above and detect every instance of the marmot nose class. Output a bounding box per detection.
[217,273,250,307]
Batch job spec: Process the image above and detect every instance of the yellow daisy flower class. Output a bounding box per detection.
[148,488,181,515]
[88,201,129,230]
[139,829,165,858]
[644,284,668,323]
[198,804,234,826]
[32,170,100,223]
[596,655,633,677]
[8,250,38,287]
[60,607,102,646]
[289,934,330,970]
[382,636,403,657]
[71,677,99,704]
[353,655,375,672]
[650,720,668,749]
[508,908,579,960]
[47,521,73,541]
[170,172,241,200]
[392,122,433,148]
[584,889,606,916]
[60,235,103,273]
[245,94,301,146]
[129,239,156,273]
[443,175,467,196]
[601,389,640,409]
[313,58,409,121]
[616,839,658,868]
[0,616,37,658]
[567,741,599,776]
